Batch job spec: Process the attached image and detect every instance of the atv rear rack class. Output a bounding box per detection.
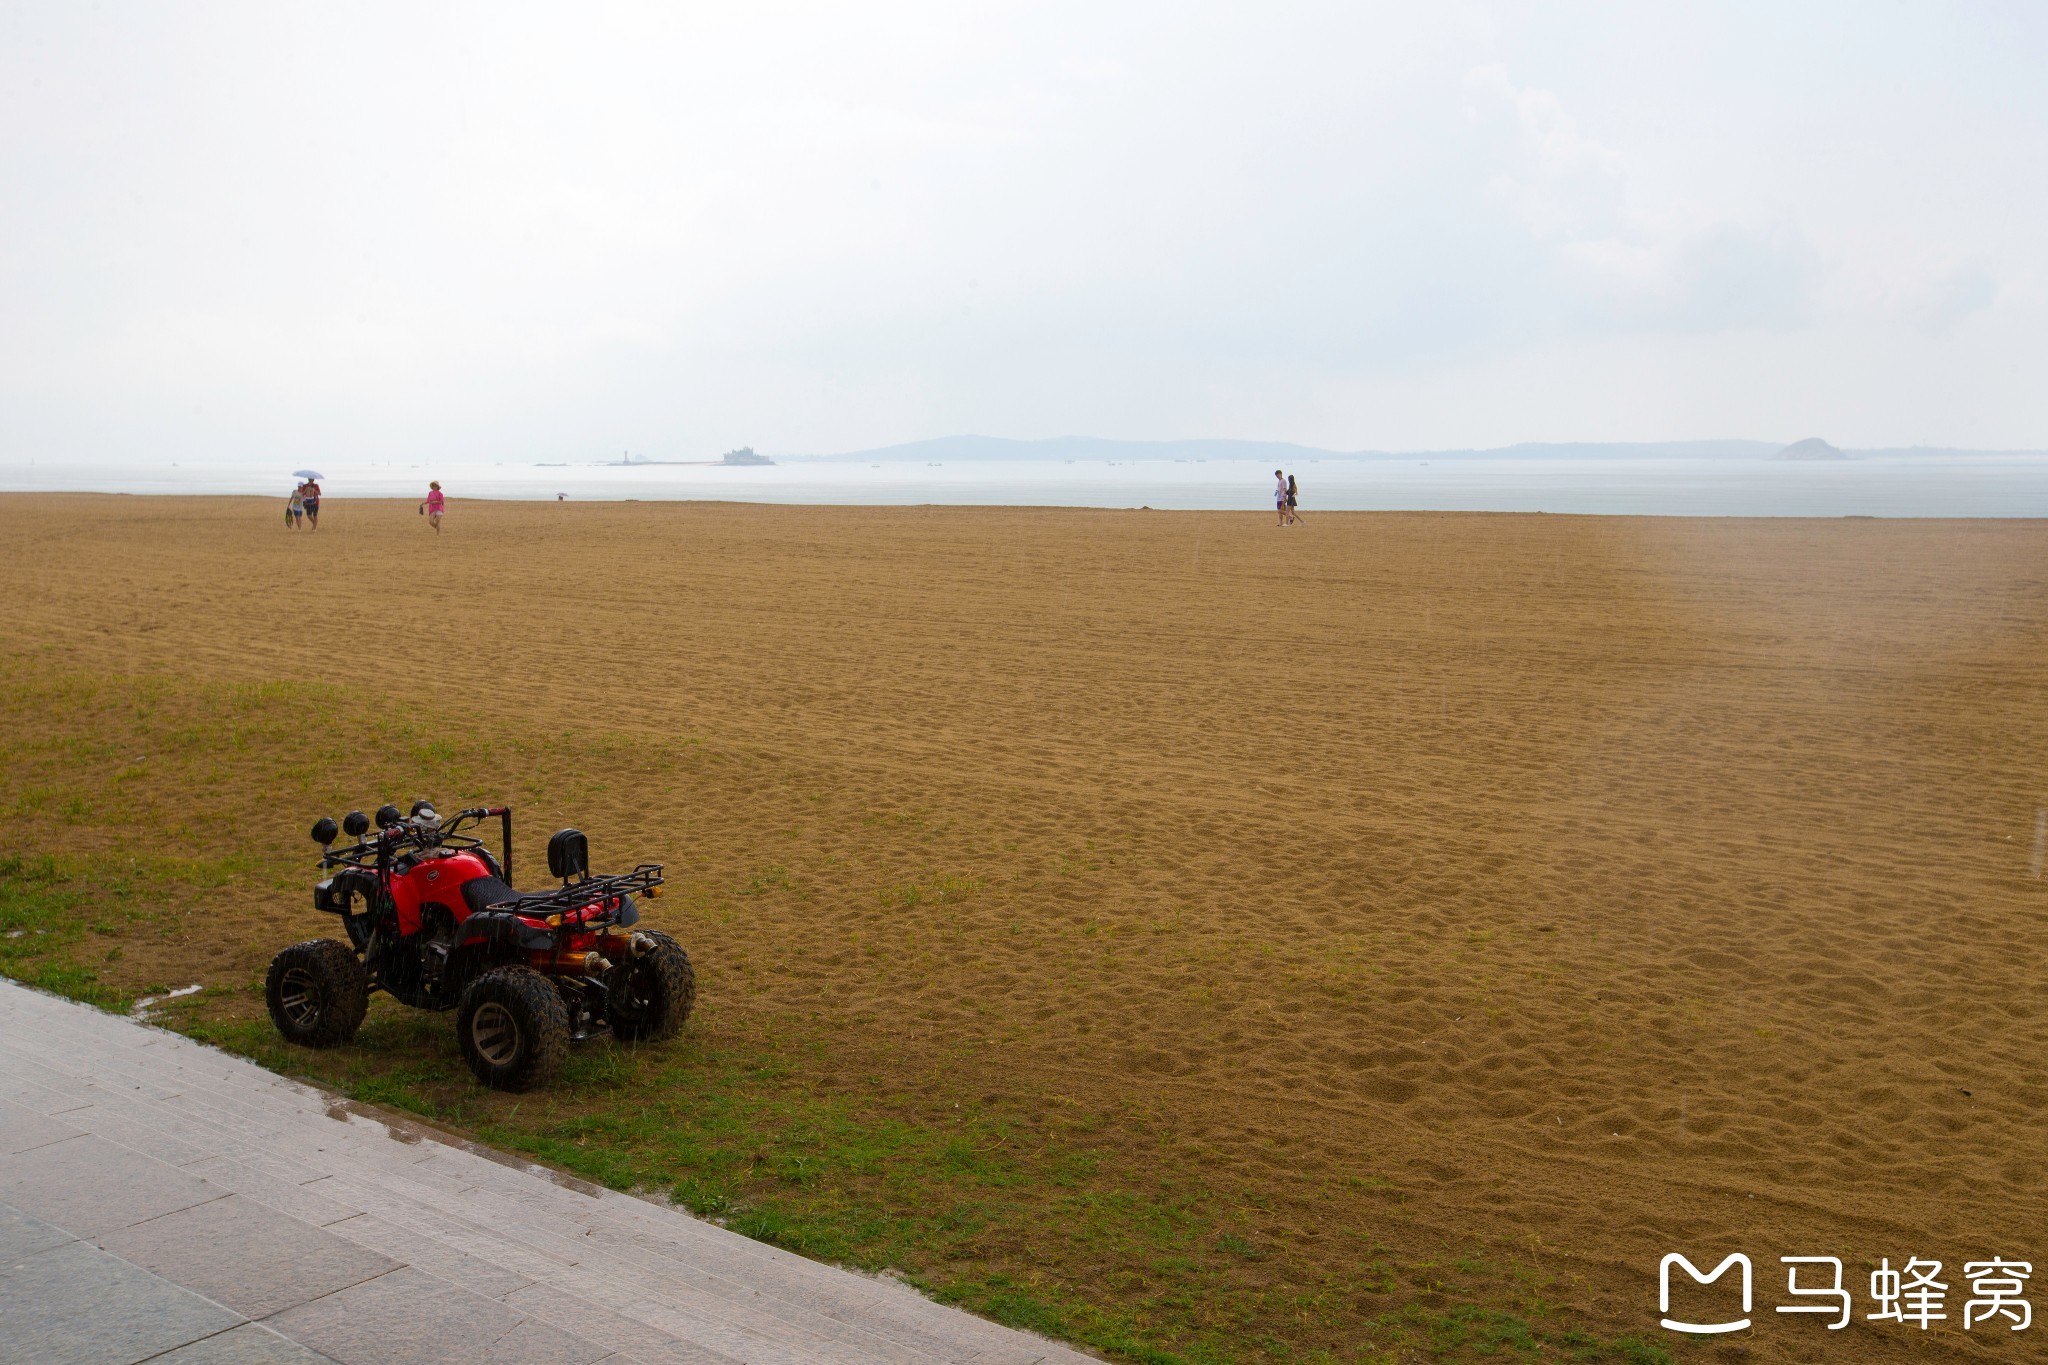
[483,865,665,917]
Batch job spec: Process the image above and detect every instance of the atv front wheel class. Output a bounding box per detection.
[455,967,569,1091]
[265,940,369,1048]
[606,931,696,1043]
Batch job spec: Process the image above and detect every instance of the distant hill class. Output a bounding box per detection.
[801,435,1336,463]
[785,434,2042,463]
[795,435,1784,462]
[1774,437,1846,461]
[1408,440,1781,461]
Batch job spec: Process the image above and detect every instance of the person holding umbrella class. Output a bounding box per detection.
[294,470,323,529]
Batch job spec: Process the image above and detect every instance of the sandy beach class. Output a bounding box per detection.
[3,493,2045,1362]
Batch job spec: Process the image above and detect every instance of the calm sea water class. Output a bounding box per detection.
[3,454,2044,517]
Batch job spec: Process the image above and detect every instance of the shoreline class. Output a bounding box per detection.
[1,490,2042,521]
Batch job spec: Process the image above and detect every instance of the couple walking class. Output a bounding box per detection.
[285,478,321,529]
[1273,470,1305,526]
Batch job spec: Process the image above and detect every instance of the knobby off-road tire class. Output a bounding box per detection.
[265,939,369,1048]
[455,967,569,1091]
[606,931,695,1043]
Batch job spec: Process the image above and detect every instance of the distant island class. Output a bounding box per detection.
[1773,437,1847,461]
[719,446,774,466]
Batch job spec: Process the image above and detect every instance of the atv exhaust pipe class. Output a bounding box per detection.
[628,931,657,959]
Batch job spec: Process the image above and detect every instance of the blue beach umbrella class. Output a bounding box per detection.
[292,469,324,480]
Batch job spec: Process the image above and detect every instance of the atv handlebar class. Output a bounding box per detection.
[319,805,514,880]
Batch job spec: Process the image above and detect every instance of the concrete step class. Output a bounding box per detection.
[304,1166,965,1365]
[0,1004,1044,1362]
[0,980,1093,1364]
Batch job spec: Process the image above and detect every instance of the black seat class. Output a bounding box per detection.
[548,829,589,881]
[461,876,559,916]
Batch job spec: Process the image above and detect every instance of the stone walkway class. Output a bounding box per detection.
[0,978,1093,1364]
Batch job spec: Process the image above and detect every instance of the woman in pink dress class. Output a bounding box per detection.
[421,481,445,533]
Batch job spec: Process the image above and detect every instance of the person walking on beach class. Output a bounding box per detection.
[420,481,445,533]
[1286,473,1303,524]
[300,478,321,530]
[285,486,304,529]
[1274,469,1290,526]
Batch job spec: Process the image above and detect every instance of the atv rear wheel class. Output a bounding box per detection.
[265,940,369,1048]
[606,931,695,1043]
[455,967,569,1091]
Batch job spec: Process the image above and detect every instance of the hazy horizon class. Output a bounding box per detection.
[13,432,2048,472]
[8,443,2047,519]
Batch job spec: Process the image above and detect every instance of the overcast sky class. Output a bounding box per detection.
[3,1,2043,461]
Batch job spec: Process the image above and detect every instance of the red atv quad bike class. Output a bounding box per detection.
[265,801,695,1091]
